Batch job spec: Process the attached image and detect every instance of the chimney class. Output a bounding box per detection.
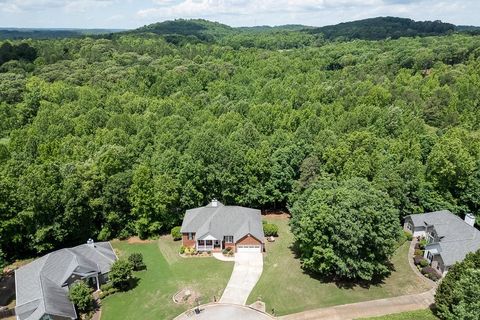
[465,213,476,227]
[87,238,95,247]
[211,199,218,207]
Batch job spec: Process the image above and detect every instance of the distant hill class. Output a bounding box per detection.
[0,28,124,40]
[129,19,235,44]
[308,17,456,40]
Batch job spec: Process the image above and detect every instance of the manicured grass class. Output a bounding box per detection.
[247,217,432,316]
[356,309,438,319]
[101,238,234,320]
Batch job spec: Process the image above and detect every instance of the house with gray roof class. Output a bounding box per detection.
[180,199,265,253]
[403,210,480,276]
[15,240,117,320]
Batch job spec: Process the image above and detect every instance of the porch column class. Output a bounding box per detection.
[96,275,100,291]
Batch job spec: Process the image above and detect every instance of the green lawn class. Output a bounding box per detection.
[247,217,432,316]
[356,309,438,319]
[101,237,234,320]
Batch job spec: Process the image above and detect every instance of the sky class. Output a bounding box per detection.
[0,0,479,29]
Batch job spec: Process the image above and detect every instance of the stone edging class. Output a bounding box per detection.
[408,239,437,288]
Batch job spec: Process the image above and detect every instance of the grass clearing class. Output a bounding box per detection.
[101,237,233,320]
[247,216,432,316]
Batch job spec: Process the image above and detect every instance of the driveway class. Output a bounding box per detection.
[174,303,273,320]
[219,252,263,305]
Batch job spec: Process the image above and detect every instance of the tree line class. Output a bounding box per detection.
[0,33,479,273]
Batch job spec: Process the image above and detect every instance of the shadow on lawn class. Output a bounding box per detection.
[289,242,395,290]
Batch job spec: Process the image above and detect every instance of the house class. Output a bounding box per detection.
[180,199,265,253]
[15,240,117,320]
[403,210,480,276]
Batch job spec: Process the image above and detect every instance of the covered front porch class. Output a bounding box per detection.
[197,235,223,252]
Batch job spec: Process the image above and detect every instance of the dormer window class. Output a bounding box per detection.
[224,235,233,243]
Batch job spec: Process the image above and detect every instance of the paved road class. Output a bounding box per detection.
[219,252,263,305]
[278,288,435,320]
[174,303,273,320]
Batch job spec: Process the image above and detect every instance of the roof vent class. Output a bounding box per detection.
[465,213,476,227]
[211,199,218,207]
[87,238,95,247]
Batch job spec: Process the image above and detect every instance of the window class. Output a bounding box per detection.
[188,233,194,240]
[224,235,234,243]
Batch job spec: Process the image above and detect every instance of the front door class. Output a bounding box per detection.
[214,240,221,249]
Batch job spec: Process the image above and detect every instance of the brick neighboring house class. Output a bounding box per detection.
[180,199,265,253]
[15,240,117,320]
[403,210,480,276]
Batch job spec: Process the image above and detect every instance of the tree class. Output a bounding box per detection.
[109,259,134,291]
[0,248,5,272]
[435,250,480,320]
[128,252,146,271]
[68,281,93,313]
[290,177,401,281]
[170,226,182,241]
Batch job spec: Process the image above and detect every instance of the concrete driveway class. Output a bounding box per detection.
[219,252,263,305]
[174,303,273,320]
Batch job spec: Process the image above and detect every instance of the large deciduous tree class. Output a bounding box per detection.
[290,177,401,281]
[435,250,480,320]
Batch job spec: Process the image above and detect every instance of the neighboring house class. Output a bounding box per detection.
[403,210,480,276]
[180,199,265,253]
[15,240,117,320]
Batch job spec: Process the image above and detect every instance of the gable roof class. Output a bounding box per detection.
[407,210,480,266]
[180,201,264,242]
[15,241,116,320]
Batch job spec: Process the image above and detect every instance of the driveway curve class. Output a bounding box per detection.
[174,303,274,320]
[220,252,263,305]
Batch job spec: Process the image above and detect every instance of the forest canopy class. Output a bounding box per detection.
[0,26,479,265]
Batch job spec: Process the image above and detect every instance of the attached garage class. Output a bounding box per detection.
[236,245,262,253]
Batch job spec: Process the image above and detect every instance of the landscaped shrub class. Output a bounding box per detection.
[128,252,146,271]
[222,247,234,256]
[414,255,424,265]
[180,246,186,254]
[109,259,134,291]
[404,231,413,241]
[419,238,428,249]
[184,246,196,255]
[69,281,93,313]
[414,249,424,256]
[99,283,118,299]
[420,259,429,268]
[421,266,440,281]
[263,223,279,237]
[171,226,182,241]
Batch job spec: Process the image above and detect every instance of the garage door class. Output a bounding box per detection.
[237,245,261,253]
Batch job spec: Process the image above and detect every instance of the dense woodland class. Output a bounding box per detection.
[0,20,480,276]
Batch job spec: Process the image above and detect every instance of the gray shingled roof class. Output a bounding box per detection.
[407,210,480,266]
[15,241,116,320]
[180,201,264,242]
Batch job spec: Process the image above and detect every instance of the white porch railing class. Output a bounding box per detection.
[197,245,214,251]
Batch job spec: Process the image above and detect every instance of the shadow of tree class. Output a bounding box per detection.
[289,241,395,290]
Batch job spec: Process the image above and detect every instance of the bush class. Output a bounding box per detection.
[69,281,93,313]
[100,283,113,292]
[128,252,146,271]
[171,226,182,241]
[420,258,429,267]
[419,238,428,249]
[414,249,424,256]
[421,266,440,281]
[404,231,413,241]
[180,246,186,254]
[109,259,134,291]
[184,246,195,255]
[414,255,424,265]
[263,223,279,237]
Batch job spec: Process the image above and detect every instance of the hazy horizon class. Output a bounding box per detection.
[0,0,479,30]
